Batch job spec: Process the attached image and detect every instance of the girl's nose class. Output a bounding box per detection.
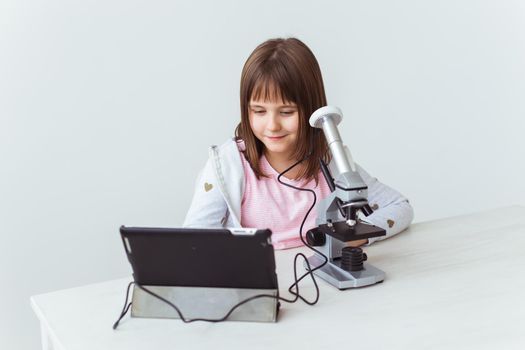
[267,113,281,131]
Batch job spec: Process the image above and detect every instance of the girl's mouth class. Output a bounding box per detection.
[267,135,286,141]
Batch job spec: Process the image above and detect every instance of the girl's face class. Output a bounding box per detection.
[248,98,299,160]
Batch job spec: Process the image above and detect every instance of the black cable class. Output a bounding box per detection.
[275,153,328,305]
[112,281,134,330]
[113,152,328,328]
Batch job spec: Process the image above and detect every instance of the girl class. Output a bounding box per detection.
[183,38,413,249]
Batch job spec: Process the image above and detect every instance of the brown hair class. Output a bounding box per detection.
[235,37,330,184]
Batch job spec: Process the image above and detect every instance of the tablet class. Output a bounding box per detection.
[119,226,278,290]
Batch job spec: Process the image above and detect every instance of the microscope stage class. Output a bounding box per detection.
[318,221,386,242]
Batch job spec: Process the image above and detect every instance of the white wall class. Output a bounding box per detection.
[1,0,524,348]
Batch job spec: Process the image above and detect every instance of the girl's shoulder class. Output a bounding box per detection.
[214,138,256,179]
[234,138,246,152]
[212,137,245,153]
[208,138,247,174]
[208,137,243,158]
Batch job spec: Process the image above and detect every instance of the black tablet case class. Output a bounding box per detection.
[120,226,278,290]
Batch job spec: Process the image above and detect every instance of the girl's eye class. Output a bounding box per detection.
[281,111,294,115]
[253,110,265,114]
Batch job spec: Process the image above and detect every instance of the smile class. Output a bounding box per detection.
[266,135,286,141]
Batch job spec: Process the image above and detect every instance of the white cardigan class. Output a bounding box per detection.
[183,138,414,245]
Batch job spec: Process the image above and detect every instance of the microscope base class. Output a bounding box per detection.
[305,254,385,290]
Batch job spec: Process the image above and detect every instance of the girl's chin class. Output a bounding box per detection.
[264,144,293,155]
[260,137,297,155]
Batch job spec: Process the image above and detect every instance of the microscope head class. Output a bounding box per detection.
[310,106,367,203]
[309,106,343,128]
[307,105,386,242]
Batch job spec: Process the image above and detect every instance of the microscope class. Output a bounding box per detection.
[305,106,386,290]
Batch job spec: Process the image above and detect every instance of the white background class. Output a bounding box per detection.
[1,0,524,348]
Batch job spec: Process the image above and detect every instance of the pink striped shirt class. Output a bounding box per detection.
[239,145,331,250]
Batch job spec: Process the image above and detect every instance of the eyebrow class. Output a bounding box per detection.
[249,103,297,108]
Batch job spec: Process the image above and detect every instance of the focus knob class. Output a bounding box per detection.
[306,228,326,246]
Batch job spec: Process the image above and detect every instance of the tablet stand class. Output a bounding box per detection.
[131,285,279,322]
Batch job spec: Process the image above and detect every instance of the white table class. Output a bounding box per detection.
[31,206,525,350]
